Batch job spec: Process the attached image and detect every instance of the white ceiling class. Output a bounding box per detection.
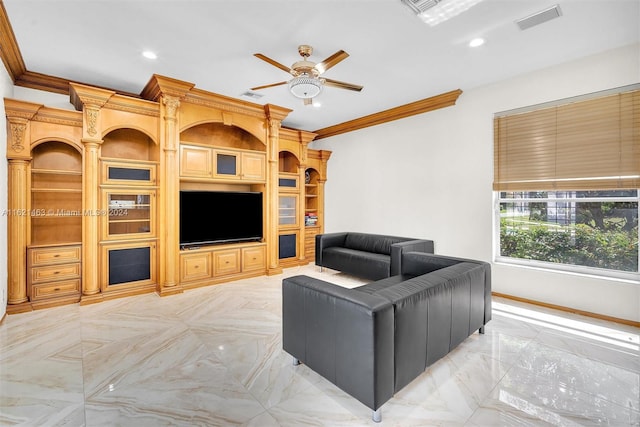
[4,0,639,132]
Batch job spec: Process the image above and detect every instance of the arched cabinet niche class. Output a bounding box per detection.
[99,128,159,297]
[30,141,83,245]
[277,150,302,265]
[177,122,269,290]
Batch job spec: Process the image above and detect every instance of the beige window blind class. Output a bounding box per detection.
[493,87,640,191]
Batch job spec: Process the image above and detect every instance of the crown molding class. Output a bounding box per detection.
[313,89,463,140]
[0,0,26,80]
[1,1,461,138]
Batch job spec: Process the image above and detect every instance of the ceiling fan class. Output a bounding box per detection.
[251,45,363,105]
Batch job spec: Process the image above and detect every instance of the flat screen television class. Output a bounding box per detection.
[180,191,263,247]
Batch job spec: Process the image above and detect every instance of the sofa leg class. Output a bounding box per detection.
[320,266,323,272]
[372,409,382,423]
[479,326,485,334]
[292,357,301,366]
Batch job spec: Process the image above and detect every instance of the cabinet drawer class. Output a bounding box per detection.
[30,263,81,284]
[242,246,265,271]
[31,279,81,301]
[30,245,81,266]
[181,252,213,282]
[214,249,240,276]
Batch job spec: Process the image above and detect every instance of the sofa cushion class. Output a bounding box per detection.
[344,233,408,255]
[367,262,486,391]
[323,247,391,281]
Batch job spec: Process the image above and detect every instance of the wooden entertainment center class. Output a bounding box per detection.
[4,74,330,314]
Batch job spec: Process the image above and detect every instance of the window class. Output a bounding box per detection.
[497,191,638,278]
[493,85,640,279]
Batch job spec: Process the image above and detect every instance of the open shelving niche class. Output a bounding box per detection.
[99,128,159,297]
[28,141,83,308]
[178,122,268,289]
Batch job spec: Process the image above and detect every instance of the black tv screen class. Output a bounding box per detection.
[180,191,263,247]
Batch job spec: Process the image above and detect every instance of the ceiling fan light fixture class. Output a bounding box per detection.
[288,75,323,99]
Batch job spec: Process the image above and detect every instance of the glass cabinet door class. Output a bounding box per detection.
[103,191,155,238]
[279,195,298,226]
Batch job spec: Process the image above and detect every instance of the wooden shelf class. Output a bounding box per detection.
[32,169,82,176]
[31,188,82,193]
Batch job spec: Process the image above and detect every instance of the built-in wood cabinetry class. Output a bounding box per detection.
[179,242,266,288]
[179,143,266,182]
[27,243,82,308]
[4,75,330,314]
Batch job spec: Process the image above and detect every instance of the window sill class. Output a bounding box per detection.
[494,257,640,285]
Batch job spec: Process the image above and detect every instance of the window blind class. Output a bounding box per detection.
[493,88,640,191]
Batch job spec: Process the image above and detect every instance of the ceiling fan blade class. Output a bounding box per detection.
[254,53,293,74]
[304,98,313,106]
[250,81,288,91]
[323,78,363,92]
[314,50,349,74]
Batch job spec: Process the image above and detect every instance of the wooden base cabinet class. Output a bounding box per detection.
[180,243,266,288]
[100,241,157,297]
[27,243,82,309]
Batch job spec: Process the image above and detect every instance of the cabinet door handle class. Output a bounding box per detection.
[53,254,60,258]
[53,271,60,275]
[54,288,60,291]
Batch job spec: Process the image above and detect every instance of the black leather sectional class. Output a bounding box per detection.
[282,251,492,423]
[315,232,435,280]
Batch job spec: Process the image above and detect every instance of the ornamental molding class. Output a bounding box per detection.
[9,121,26,152]
[183,95,265,120]
[33,109,83,127]
[85,106,99,137]
[163,95,180,120]
[103,95,160,117]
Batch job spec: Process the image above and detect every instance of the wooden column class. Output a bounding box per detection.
[80,115,103,301]
[69,84,114,304]
[7,158,29,306]
[158,95,182,296]
[5,101,40,314]
[141,75,194,296]
[266,115,282,275]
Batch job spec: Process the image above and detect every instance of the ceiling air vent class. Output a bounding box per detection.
[516,4,562,31]
[240,91,264,100]
[400,0,443,14]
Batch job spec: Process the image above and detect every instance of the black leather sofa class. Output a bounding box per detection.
[315,232,435,281]
[282,251,491,423]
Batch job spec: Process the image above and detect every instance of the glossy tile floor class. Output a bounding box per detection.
[1,265,639,426]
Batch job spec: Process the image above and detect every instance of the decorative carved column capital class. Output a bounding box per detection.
[8,119,27,153]
[163,95,180,121]
[84,105,100,137]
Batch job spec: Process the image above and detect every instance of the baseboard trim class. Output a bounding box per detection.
[492,292,640,328]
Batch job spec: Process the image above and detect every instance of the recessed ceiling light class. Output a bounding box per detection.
[142,50,157,60]
[469,38,485,47]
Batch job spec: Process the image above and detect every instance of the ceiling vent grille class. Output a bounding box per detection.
[240,91,264,100]
[516,4,562,31]
[400,0,443,14]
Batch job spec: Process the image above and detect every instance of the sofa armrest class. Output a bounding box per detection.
[315,232,348,267]
[282,275,395,411]
[401,252,492,325]
[389,239,435,276]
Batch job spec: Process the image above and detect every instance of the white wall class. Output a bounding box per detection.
[0,66,14,319]
[312,44,640,323]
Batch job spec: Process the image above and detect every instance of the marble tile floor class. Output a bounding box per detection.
[1,264,639,426]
